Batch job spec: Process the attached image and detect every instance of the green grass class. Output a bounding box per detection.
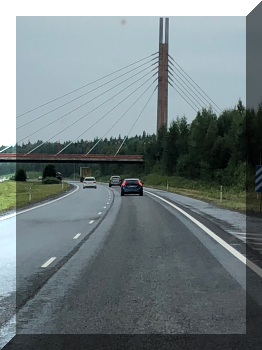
[141,173,247,212]
[0,173,14,180]
[0,180,70,212]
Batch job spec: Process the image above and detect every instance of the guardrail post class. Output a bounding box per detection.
[167,181,169,191]
[29,188,31,201]
[62,181,64,190]
[220,185,222,202]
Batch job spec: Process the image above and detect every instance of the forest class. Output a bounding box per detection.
[1,99,261,192]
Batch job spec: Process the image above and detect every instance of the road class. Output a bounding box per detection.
[1,182,262,347]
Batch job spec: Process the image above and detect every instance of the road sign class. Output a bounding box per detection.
[255,165,262,192]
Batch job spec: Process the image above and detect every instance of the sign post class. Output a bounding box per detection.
[255,165,262,212]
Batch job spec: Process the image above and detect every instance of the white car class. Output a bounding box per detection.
[83,177,97,189]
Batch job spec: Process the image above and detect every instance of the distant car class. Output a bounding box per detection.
[38,176,43,181]
[56,172,62,181]
[109,176,122,187]
[121,178,143,196]
[83,177,97,189]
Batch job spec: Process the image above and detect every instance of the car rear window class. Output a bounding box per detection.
[111,176,120,179]
[126,180,139,185]
[85,177,95,181]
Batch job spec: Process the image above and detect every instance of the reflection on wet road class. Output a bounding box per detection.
[1,183,262,347]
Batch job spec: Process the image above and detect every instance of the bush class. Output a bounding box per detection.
[15,169,27,182]
[43,164,56,179]
[42,177,60,184]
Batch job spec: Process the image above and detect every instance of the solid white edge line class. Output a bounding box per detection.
[145,190,262,279]
[89,220,94,224]
[41,257,56,268]
[0,184,80,221]
[73,233,81,239]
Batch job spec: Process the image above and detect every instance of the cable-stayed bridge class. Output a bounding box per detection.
[0,18,221,164]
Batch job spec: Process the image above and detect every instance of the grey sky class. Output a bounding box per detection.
[12,16,246,147]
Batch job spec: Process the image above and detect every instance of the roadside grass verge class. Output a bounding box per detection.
[0,173,14,180]
[0,180,70,212]
[142,173,247,211]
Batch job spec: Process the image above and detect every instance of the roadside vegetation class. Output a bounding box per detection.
[1,98,261,213]
[0,164,70,213]
[0,180,70,212]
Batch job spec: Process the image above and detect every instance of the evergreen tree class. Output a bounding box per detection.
[43,164,56,179]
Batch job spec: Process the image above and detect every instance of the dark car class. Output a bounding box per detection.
[121,178,143,196]
[109,176,122,187]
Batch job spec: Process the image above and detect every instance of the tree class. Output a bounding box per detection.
[15,168,27,182]
[43,164,56,179]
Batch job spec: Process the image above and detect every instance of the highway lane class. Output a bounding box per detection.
[12,185,251,336]
[16,182,113,304]
[0,182,113,330]
[2,183,262,348]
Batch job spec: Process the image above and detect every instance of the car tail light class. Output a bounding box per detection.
[121,180,126,187]
[138,180,143,186]
[93,181,96,183]
[84,181,86,183]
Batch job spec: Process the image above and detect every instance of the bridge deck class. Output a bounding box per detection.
[0,153,144,164]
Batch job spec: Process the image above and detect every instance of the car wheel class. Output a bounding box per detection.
[95,186,97,189]
[109,184,111,187]
[140,191,143,196]
[121,192,124,196]
[83,187,85,189]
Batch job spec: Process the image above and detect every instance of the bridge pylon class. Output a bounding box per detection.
[157,17,169,135]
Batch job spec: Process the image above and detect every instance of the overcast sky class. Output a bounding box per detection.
[2,15,246,147]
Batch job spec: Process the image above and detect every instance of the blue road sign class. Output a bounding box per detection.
[255,165,262,192]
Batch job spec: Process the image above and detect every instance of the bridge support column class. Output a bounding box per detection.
[157,17,169,136]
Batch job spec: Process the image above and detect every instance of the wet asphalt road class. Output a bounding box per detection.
[16,183,113,308]
[2,181,262,346]
[12,183,249,335]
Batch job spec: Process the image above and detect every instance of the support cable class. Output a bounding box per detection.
[28,74,158,155]
[169,59,219,114]
[1,62,158,140]
[168,54,222,112]
[12,59,158,132]
[57,77,158,155]
[87,80,157,155]
[168,75,202,111]
[0,69,157,153]
[0,144,13,153]
[168,81,198,113]
[16,52,158,118]
[168,64,210,111]
[114,85,157,156]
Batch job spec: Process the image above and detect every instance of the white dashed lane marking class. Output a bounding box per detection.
[73,233,81,239]
[89,220,94,224]
[103,206,106,209]
[98,212,102,215]
[41,257,56,268]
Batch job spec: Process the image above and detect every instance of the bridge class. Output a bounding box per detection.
[0,153,144,164]
[0,18,221,164]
